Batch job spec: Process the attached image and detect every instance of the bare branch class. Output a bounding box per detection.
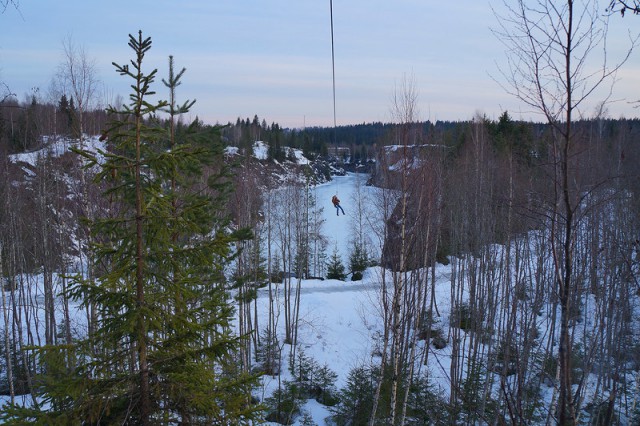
[0,0,19,14]
[607,0,640,16]
[0,81,16,103]
[55,35,100,138]
[389,72,420,129]
[493,0,636,125]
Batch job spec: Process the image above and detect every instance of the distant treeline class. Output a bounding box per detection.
[3,96,640,164]
[218,112,640,166]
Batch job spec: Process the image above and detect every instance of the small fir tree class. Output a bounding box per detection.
[299,411,318,426]
[349,241,369,281]
[255,327,280,375]
[265,380,304,424]
[289,349,319,398]
[331,365,378,426]
[315,363,339,406]
[326,246,346,280]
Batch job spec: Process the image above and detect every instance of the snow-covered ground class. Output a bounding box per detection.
[257,263,457,425]
[257,273,378,424]
[9,135,105,167]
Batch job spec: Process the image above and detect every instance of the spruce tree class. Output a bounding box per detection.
[326,246,346,281]
[1,31,261,425]
[332,366,378,426]
[348,241,368,281]
[57,94,73,136]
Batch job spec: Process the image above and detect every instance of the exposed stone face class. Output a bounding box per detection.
[374,144,449,271]
[380,192,443,271]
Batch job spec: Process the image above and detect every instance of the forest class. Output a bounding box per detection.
[1,0,640,425]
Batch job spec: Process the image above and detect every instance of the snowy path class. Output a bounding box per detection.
[257,279,378,296]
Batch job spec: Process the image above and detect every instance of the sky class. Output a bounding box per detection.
[1,1,639,128]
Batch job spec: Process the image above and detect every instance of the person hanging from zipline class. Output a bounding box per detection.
[332,194,345,216]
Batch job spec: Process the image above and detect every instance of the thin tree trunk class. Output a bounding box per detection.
[134,78,150,424]
[0,242,15,403]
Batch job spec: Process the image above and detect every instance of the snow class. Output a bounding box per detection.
[254,141,268,160]
[288,147,309,165]
[257,263,456,425]
[259,277,378,383]
[384,143,446,152]
[257,281,379,426]
[225,146,240,156]
[8,135,106,167]
[226,141,310,166]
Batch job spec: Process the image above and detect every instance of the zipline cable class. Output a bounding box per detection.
[329,0,338,196]
[330,0,337,137]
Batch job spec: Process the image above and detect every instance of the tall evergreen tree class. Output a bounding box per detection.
[57,94,72,136]
[1,31,261,425]
[67,96,79,138]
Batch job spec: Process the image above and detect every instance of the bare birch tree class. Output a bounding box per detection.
[370,74,425,425]
[54,35,99,140]
[494,0,635,422]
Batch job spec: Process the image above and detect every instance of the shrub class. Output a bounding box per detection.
[332,366,447,425]
[299,411,317,426]
[417,310,447,349]
[0,333,31,396]
[314,364,339,406]
[331,366,378,426]
[405,375,448,425]
[450,303,481,332]
[288,350,338,406]
[255,328,280,376]
[491,340,518,377]
[265,381,303,425]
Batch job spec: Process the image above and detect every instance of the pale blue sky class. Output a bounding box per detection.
[1,1,639,128]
